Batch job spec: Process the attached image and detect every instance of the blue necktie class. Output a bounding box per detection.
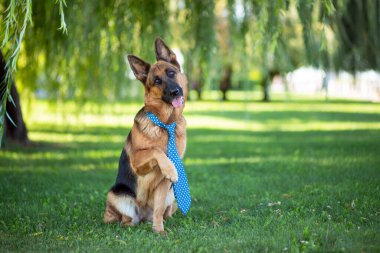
[146,112,191,215]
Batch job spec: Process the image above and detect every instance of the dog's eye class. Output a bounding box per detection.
[154,78,162,85]
[167,70,175,78]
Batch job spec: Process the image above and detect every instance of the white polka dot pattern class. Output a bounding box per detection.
[146,112,191,215]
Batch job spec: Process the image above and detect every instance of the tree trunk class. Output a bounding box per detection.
[219,65,232,101]
[261,70,279,102]
[191,80,202,100]
[260,73,270,102]
[262,80,270,102]
[0,51,29,144]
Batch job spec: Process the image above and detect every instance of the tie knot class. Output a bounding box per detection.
[146,112,176,134]
[165,123,176,134]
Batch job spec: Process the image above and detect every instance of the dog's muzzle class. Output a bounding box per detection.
[163,82,184,108]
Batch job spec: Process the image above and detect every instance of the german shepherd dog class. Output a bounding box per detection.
[103,38,187,234]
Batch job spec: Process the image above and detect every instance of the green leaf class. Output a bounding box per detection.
[5,111,17,127]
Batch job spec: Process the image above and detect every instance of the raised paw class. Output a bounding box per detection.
[161,160,178,183]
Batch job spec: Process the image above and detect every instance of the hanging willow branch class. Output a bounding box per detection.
[57,0,67,34]
[3,0,367,145]
[1,0,32,145]
[0,0,67,145]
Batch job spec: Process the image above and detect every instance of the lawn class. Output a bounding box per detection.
[1,94,380,252]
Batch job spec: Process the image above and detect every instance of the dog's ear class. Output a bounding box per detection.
[155,38,181,71]
[127,55,151,84]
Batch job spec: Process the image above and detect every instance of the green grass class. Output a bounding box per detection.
[1,95,380,252]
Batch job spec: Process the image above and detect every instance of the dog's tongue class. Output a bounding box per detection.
[172,96,184,108]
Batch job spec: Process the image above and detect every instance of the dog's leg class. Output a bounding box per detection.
[163,188,176,219]
[104,191,140,226]
[164,202,178,219]
[152,179,171,235]
[131,149,178,183]
[104,201,121,223]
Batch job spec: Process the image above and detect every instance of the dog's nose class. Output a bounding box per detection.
[170,88,180,96]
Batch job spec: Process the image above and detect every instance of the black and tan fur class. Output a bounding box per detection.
[103,38,188,234]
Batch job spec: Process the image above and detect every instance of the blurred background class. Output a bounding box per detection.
[1,0,379,144]
[1,1,380,251]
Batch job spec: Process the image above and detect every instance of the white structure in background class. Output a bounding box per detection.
[271,67,380,102]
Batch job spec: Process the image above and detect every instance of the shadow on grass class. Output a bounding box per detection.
[1,112,380,165]
[1,126,379,225]
[2,127,380,164]
[193,98,377,105]
[1,126,379,197]
[187,110,380,123]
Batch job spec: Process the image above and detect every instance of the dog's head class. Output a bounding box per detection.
[127,38,187,109]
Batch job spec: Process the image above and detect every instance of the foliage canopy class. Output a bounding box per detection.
[0,0,379,142]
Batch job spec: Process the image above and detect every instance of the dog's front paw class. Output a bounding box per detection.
[168,169,178,183]
[161,161,178,183]
[153,227,167,236]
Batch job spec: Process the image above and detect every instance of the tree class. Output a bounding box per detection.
[1,0,34,145]
[219,64,232,101]
[4,0,378,144]
[329,0,380,73]
[0,51,28,144]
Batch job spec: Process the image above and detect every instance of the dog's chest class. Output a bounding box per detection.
[133,112,187,158]
[148,125,186,158]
